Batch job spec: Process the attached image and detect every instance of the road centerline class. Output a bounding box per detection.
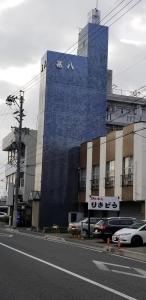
[0,241,137,300]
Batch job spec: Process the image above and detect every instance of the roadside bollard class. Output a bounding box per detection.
[118,238,121,249]
[107,237,110,251]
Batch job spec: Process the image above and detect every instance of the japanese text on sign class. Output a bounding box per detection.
[56,60,75,70]
[88,196,120,211]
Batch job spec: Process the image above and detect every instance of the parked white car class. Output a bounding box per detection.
[112,221,146,246]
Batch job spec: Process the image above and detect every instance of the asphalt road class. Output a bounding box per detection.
[0,229,146,300]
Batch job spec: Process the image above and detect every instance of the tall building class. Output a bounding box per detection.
[33,8,108,228]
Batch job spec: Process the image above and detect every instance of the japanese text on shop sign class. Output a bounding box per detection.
[88,196,120,211]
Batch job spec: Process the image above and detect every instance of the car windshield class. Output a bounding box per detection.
[130,222,146,229]
[81,218,88,223]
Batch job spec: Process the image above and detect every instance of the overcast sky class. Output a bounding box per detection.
[0,0,145,194]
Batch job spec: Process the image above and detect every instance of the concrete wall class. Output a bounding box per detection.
[99,137,106,197]
[133,123,146,201]
[85,142,92,203]
[23,130,37,202]
[115,131,123,200]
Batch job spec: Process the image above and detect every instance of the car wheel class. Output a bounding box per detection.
[131,235,143,247]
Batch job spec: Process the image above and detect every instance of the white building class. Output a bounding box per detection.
[2,128,37,225]
[79,122,146,220]
[106,70,146,131]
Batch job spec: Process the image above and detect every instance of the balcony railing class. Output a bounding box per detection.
[105,176,115,188]
[121,174,133,186]
[91,178,99,190]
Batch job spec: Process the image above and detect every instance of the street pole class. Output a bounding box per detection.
[6,90,25,227]
[88,209,91,239]
[13,90,24,227]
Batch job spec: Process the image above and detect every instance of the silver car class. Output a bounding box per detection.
[68,217,100,237]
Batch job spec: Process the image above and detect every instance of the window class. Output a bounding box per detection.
[92,165,99,179]
[122,157,133,186]
[109,220,119,225]
[123,157,133,175]
[106,161,115,177]
[8,149,16,164]
[91,166,99,190]
[140,226,146,231]
[90,218,99,224]
[120,219,133,225]
[80,168,86,190]
[105,161,115,187]
[20,173,24,188]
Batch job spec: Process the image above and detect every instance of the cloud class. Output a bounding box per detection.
[0,0,25,14]
[130,16,146,32]
[0,62,40,86]
[0,0,82,68]
[0,81,19,101]
[0,0,145,194]
[120,38,146,46]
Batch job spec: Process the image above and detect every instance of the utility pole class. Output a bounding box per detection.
[6,90,25,227]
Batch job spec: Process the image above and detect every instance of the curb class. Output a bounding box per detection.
[114,248,146,261]
[4,228,146,262]
[103,244,146,261]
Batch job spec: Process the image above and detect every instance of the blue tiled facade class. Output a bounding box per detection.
[38,18,108,227]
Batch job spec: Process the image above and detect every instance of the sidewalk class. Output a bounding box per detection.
[61,233,146,261]
[10,227,146,262]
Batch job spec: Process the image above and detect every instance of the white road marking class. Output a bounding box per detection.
[56,240,102,252]
[112,270,146,279]
[112,253,146,264]
[0,233,13,238]
[134,268,146,277]
[94,262,109,271]
[93,260,146,279]
[6,230,102,252]
[93,261,130,271]
[0,242,137,300]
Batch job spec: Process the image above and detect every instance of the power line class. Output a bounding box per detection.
[0,1,142,179]
[18,124,146,169]
[107,94,145,125]
[22,0,142,97]
[6,0,140,99]
[107,0,142,27]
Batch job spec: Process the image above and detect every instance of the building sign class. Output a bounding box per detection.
[56,60,74,70]
[41,60,75,72]
[56,60,63,69]
[88,196,120,211]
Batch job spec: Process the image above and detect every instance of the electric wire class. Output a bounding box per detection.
[0,0,143,191]
[7,0,140,98]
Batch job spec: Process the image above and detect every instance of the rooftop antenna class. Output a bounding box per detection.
[88,1,101,24]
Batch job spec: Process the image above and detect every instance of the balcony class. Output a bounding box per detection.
[91,178,99,190]
[105,176,115,188]
[121,174,133,186]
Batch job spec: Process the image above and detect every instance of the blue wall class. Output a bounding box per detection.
[39,22,108,226]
